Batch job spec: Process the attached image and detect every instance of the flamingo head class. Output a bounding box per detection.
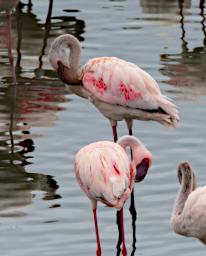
[48,34,81,84]
[48,35,72,71]
[135,157,151,182]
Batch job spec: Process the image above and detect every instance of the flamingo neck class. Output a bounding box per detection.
[173,165,195,217]
[64,35,81,84]
[68,37,81,71]
[117,135,151,167]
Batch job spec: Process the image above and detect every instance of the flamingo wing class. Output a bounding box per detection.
[82,57,162,110]
[75,141,131,207]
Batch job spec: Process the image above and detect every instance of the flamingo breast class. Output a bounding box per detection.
[75,141,131,206]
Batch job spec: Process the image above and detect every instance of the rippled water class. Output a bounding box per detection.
[0,0,206,255]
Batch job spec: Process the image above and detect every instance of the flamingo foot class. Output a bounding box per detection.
[96,247,101,256]
[122,245,127,256]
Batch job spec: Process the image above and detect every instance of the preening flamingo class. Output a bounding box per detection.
[48,34,180,142]
[75,135,152,255]
[171,161,206,244]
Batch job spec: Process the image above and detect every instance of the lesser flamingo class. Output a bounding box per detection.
[75,135,152,255]
[171,161,206,244]
[48,34,180,142]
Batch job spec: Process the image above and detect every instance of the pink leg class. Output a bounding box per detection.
[112,125,118,142]
[120,208,127,256]
[93,208,101,256]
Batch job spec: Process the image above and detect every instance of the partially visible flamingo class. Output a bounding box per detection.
[75,135,152,255]
[48,34,180,142]
[171,161,206,244]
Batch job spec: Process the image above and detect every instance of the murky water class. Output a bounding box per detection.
[0,0,206,255]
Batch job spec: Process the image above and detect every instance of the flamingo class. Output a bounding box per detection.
[48,34,180,142]
[171,161,206,244]
[75,135,152,255]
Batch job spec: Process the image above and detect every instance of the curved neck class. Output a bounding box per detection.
[117,135,151,166]
[67,36,81,70]
[173,165,195,217]
[49,34,82,84]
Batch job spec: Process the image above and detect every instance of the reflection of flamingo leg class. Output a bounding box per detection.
[116,210,122,255]
[129,190,137,256]
[6,13,16,85]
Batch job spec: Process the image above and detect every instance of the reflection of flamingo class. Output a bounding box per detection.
[0,0,19,13]
[75,135,152,255]
[160,0,206,99]
[0,0,19,84]
[48,34,179,142]
[171,161,206,244]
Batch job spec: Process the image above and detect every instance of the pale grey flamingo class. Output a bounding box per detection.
[171,161,206,244]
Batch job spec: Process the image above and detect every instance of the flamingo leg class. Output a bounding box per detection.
[93,208,101,256]
[120,208,127,256]
[112,125,118,142]
[111,121,123,254]
[110,120,118,142]
[127,126,137,255]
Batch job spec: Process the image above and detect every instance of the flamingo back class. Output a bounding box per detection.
[75,141,131,208]
[82,57,161,108]
[82,57,179,122]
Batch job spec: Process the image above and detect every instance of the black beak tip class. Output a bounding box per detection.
[135,175,145,183]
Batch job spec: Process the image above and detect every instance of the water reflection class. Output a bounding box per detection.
[160,0,206,100]
[0,160,60,217]
[0,3,18,84]
[140,0,191,14]
[15,0,85,75]
[0,1,87,218]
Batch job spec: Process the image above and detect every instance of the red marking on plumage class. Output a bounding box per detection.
[113,163,120,175]
[83,73,107,92]
[95,78,107,92]
[119,83,142,101]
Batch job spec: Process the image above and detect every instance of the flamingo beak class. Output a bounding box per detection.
[135,158,150,182]
[57,61,69,84]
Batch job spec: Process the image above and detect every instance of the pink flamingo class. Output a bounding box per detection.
[75,135,152,255]
[171,161,206,244]
[48,34,179,142]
